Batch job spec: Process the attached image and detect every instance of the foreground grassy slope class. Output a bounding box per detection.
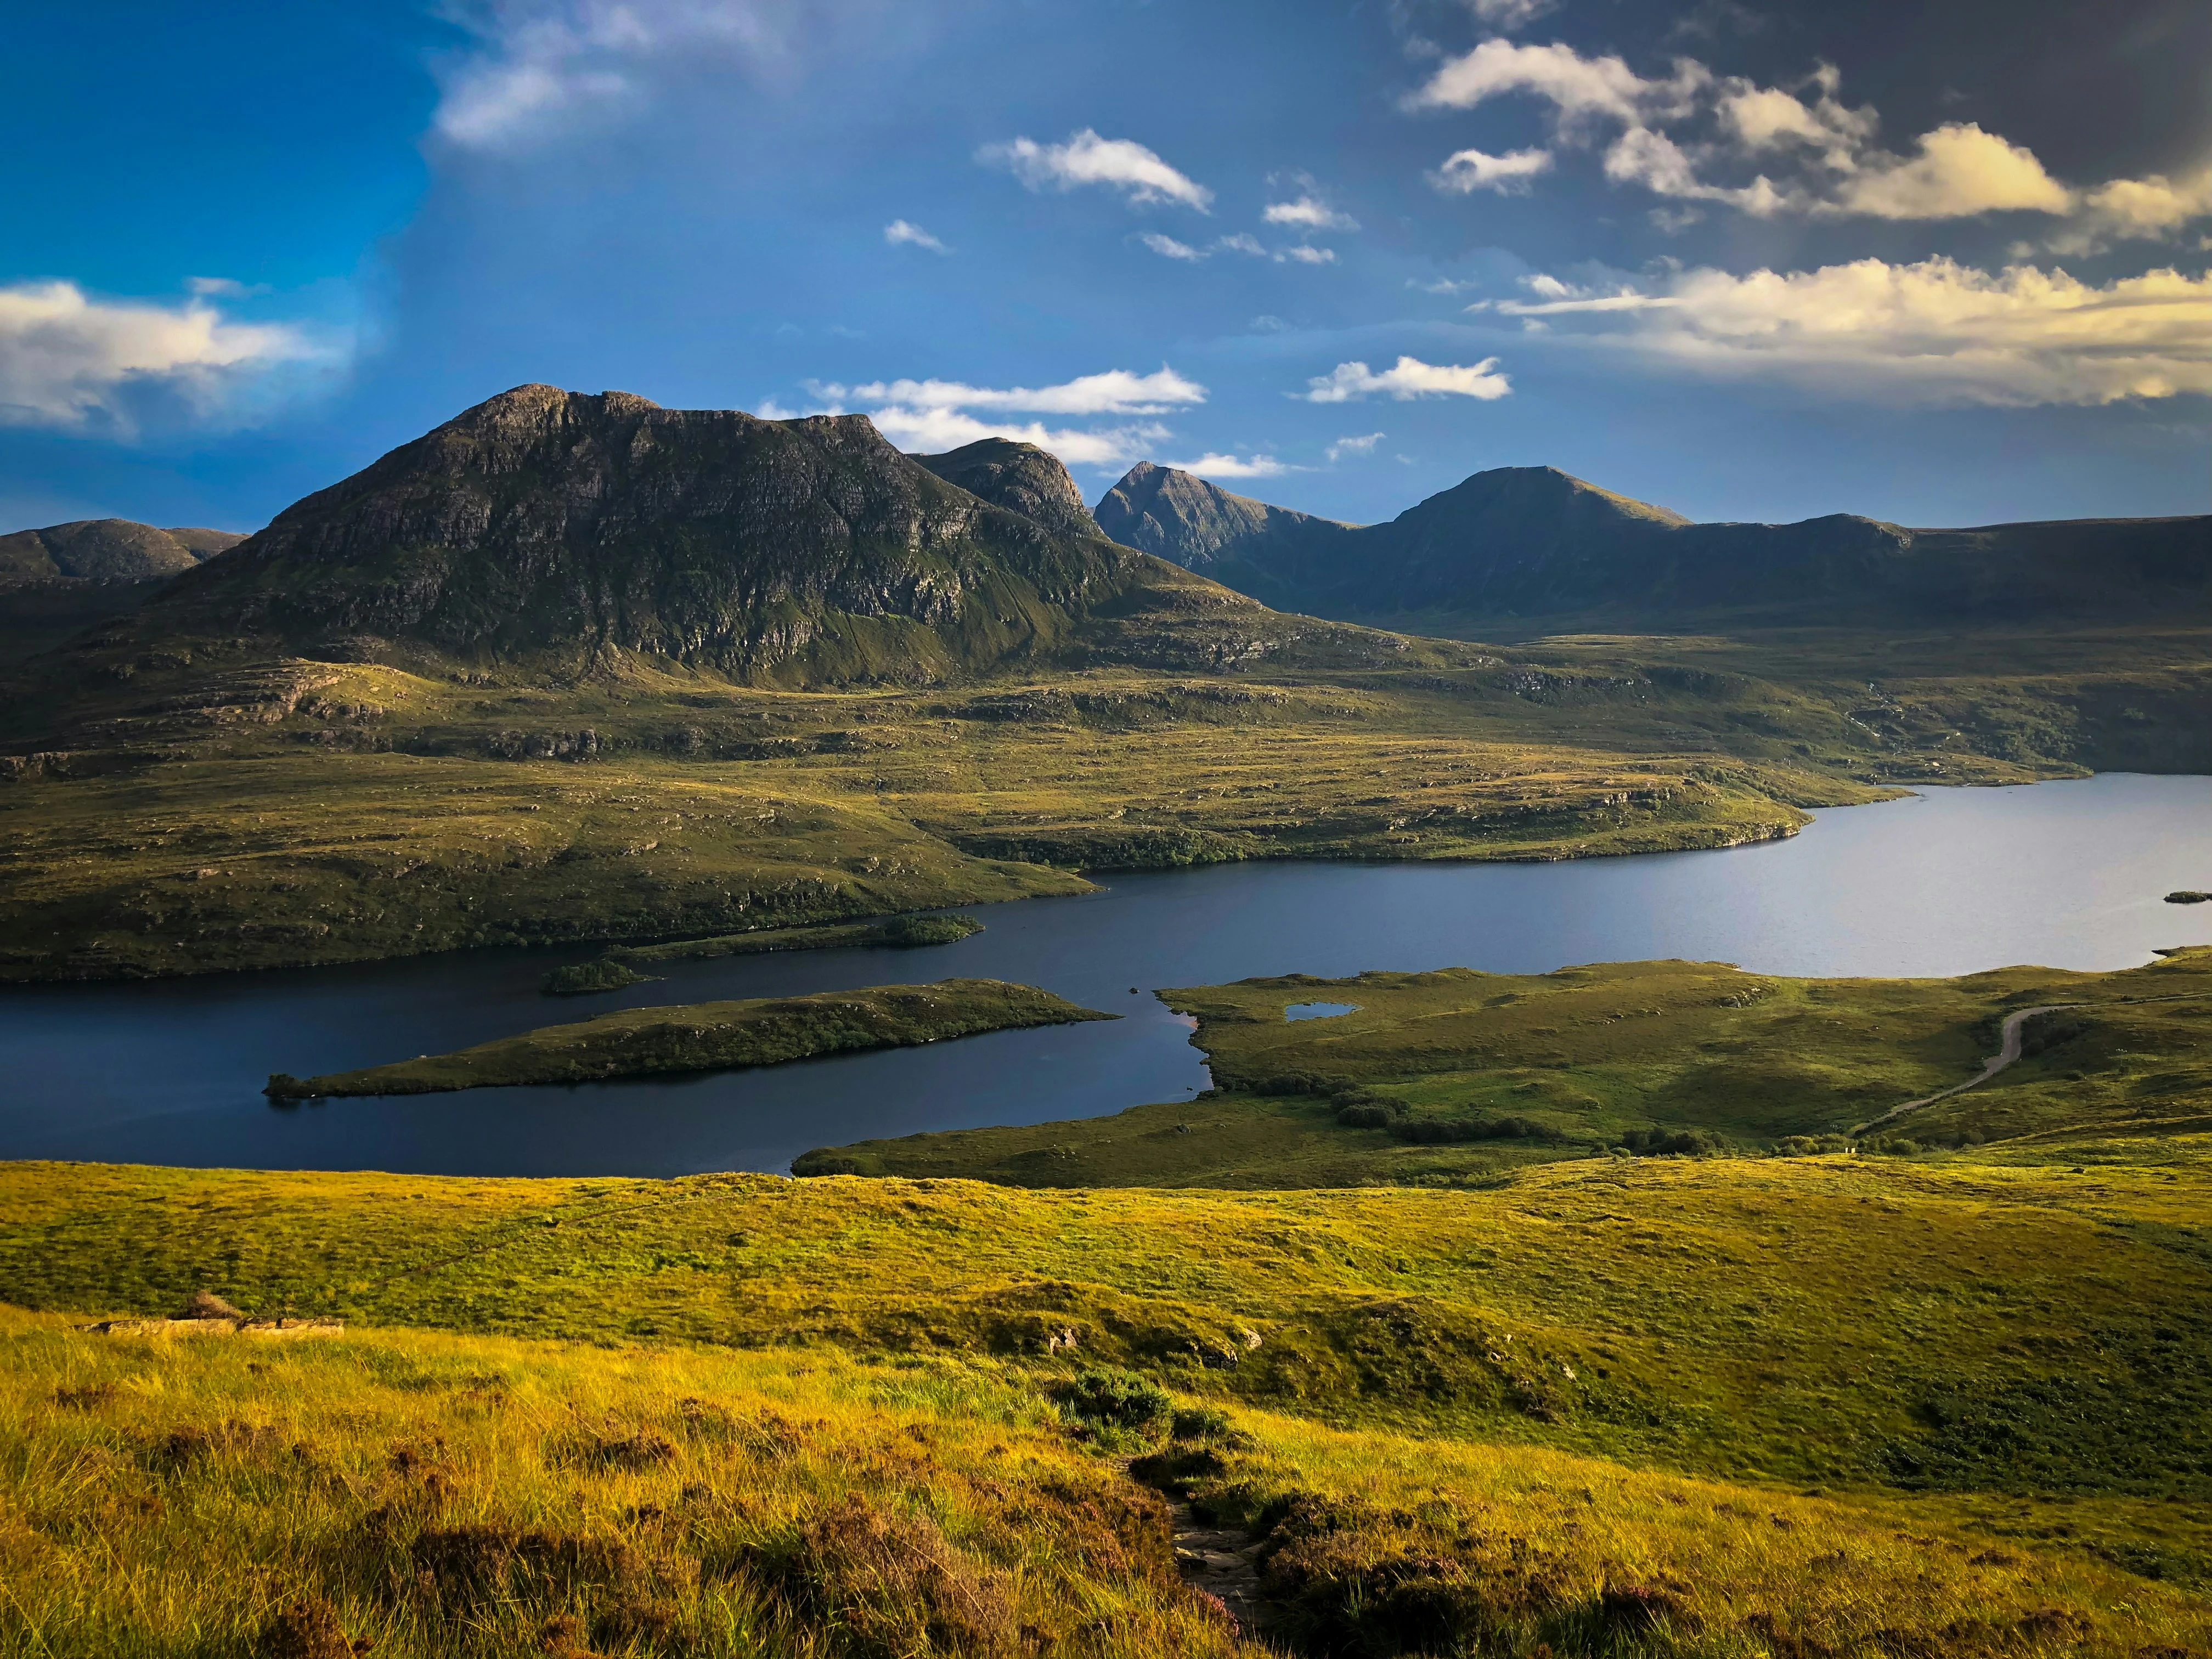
[798,947,2212,1188]
[267,979,1110,1097]
[6,1301,2208,1659]
[7,1146,2212,1654]
[9,1149,2212,1506]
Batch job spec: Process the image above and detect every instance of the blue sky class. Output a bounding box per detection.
[4,0,2209,534]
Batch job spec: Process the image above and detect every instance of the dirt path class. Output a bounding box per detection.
[1169,1499,1273,1636]
[1853,1003,2087,1135]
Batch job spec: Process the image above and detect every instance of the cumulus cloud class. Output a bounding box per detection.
[1327,431,1385,461]
[1280,245,1338,265]
[1832,123,2071,219]
[1488,258,2212,405]
[979,129,1212,211]
[884,219,949,253]
[1431,146,1554,194]
[1406,39,1696,126]
[1302,356,1512,402]
[0,280,340,435]
[1402,38,2212,240]
[1263,195,1359,232]
[1163,452,1293,478]
[805,364,1209,469]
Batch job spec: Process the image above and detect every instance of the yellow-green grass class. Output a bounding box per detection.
[8,1150,2212,1517]
[266,979,1112,1098]
[799,949,2212,1188]
[0,648,1942,983]
[4,1304,2207,1659]
[1421,623,2212,776]
[0,1304,1229,1659]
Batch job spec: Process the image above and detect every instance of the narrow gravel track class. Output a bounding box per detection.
[1853,1003,2087,1135]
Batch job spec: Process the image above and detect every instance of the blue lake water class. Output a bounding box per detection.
[1,772,2207,1178]
[1284,1003,1362,1022]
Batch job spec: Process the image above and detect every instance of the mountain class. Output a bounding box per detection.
[0,519,245,585]
[1091,462,1358,607]
[1100,461,2212,628]
[912,437,1099,543]
[106,385,1278,686]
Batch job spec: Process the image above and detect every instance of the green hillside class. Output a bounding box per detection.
[6,1131,2212,1654]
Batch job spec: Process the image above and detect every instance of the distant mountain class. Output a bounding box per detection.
[0,519,245,584]
[1092,462,1358,607]
[913,438,1099,544]
[1098,461,2212,628]
[75,385,1337,688]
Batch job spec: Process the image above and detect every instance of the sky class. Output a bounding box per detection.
[4,0,2209,534]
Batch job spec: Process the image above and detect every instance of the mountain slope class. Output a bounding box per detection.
[106,385,1274,686]
[913,437,1101,543]
[1092,462,1357,607]
[0,518,245,584]
[1103,461,2212,627]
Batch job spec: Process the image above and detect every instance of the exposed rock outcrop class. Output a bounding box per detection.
[915,437,1102,544]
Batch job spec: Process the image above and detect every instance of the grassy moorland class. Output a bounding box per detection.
[794,946,2212,1189]
[8,638,2059,983]
[264,979,1109,1098]
[5,1140,2212,1654]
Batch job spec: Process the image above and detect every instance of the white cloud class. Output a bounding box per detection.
[1141,232,1338,265]
[1163,452,1293,478]
[1431,146,1554,194]
[824,367,1204,416]
[868,406,1170,467]
[1402,39,2212,239]
[1406,39,1704,126]
[1494,257,2212,406]
[1302,356,1512,402]
[1326,431,1385,461]
[1141,233,1206,261]
[2078,170,2212,239]
[185,276,271,298]
[0,280,340,435]
[1832,123,2072,219]
[1470,0,1558,27]
[979,129,1212,211]
[432,0,800,150]
[1263,196,1359,232]
[809,364,1209,470]
[884,219,949,253]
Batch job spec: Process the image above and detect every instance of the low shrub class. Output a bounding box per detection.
[1616,1127,1733,1158]
[1053,1367,1172,1436]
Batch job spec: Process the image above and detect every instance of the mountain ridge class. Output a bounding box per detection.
[0,519,245,585]
[1101,461,2212,626]
[97,385,1291,687]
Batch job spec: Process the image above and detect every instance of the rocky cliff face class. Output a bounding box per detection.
[1094,460,2212,627]
[913,438,1101,544]
[0,520,244,584]
[143,386,1239,682]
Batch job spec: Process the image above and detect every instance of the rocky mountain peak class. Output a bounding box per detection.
[913,437,1101,544]
[101,385,1268,684]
